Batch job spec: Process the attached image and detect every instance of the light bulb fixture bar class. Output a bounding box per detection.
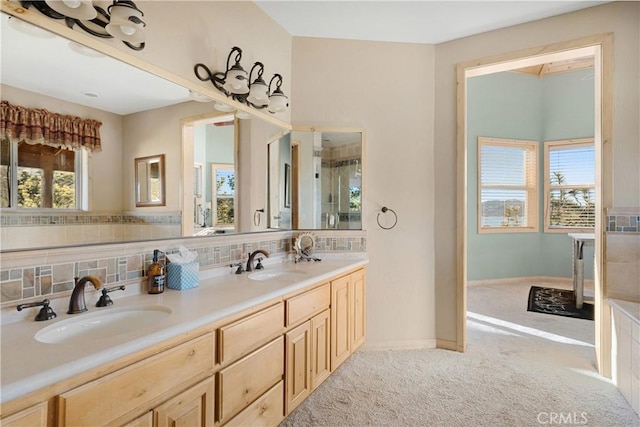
[20,0,146,51]
[194,46,289,114]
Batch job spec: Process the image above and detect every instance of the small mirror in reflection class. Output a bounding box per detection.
[135,154,165,207]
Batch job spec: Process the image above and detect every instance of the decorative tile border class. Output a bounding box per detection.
[0,212,181,227]
[0,231,366,304]
[606,208,640,233]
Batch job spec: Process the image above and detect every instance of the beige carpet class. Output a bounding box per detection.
[280,280,639,427]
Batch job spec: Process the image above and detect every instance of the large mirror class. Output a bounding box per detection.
[0,11,363,251]
[268,130,363,230]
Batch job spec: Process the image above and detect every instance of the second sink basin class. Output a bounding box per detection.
[35,305,172,344]
[247,269,308,282]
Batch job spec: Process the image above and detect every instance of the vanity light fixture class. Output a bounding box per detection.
[194,46,289,114]
[20,0,147,50]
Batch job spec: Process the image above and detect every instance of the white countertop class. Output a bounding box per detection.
[0,255,368,404]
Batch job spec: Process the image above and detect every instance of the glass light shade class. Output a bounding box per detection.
[45,0,98,20]
[247,82,269,107]
[214,102,236,113]
[268,92,288,113]
[106,3,145,43]
[223,68,249,94]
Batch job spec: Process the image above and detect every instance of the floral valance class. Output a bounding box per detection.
[0,100,102,152]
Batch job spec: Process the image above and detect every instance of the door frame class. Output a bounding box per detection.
[455,33,613,376]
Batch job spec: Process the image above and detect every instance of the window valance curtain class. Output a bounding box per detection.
[0,100,102,152]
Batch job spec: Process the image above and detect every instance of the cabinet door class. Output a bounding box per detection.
[285,321,311,414]
[310,309,331,390]
[330,275,350,370]
[350,269,366,351]
[154,377,214,427]
[0,402,47,427]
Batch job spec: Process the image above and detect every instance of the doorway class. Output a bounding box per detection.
[456,34,613,376]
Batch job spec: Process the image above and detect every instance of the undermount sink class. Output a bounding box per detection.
[35,305,172,344]
[247,269,308,282]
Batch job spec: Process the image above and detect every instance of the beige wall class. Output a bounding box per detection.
[292,37,437,347]
[434,2,640,342]
[1,84,124,211]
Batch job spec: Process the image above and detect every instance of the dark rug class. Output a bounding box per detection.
[527,286,594,321]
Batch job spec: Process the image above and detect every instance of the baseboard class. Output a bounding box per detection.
[468,276,595,288]
[361,339,436,351]
[435,339,462,352]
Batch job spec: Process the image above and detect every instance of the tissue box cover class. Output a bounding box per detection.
[167,262,199,290]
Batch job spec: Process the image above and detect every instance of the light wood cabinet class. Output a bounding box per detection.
[331,268,366,371]
[3,265,365,427]
[218,302,284,365]
[310,309,331,389]
[0,402,47,427]
[330,274,351,370]
[350,268,366,352]
[285,283,330,327]
[217,336,284,425]
[285,322,311,414]
[224,381,284,427]
[154,377,214,427]
[122,412,153,427]
[58,333,215,426]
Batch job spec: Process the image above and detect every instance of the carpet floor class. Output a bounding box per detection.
[280,280,639,427]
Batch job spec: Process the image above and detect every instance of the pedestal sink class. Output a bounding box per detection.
[35,305,172,344]
[247,269,308,282]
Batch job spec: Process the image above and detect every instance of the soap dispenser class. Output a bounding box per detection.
[147,249,165,294]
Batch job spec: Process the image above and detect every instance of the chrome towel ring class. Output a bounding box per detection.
[377,206,398,230]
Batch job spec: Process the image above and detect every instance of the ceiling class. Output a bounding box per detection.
[255,1,610,44]
[1,2,607,116]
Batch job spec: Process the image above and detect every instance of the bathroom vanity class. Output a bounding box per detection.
[0,258,367,426]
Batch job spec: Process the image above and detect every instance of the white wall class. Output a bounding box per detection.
[292,38,437,348]
[434,1,640,343]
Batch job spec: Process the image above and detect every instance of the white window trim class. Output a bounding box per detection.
[543,138,595,233]
[1,140,87,212]
[477,137,539,234]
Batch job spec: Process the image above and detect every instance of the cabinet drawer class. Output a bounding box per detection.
[218,336,284,424]
[1,402,47,427]
[58,333,215,426]
[219,302,284,364]
[286,283,330,327]
[225,381,284,427]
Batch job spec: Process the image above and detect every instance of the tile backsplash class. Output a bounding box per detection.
[0,231,366,305]
[607,208,640,233]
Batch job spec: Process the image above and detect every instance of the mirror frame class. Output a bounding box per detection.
[135,154,165,207]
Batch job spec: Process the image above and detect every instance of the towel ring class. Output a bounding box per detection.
[377,206,398,230]
[254,209,264,227]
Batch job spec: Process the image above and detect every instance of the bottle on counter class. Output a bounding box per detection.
[147,249,165,294]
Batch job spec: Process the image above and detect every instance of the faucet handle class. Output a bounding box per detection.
[229,262,244,274]
[96,286,126,307]
[255,257,264,270]
[17,299,57,321]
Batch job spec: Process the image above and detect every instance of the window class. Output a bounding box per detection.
[478,137,538,233]
[544,138,595,232]
[0,139,83,210]
[212,164,235,227]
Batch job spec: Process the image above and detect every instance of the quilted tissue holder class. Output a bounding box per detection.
[167,261,199,290]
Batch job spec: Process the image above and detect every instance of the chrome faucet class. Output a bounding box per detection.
[68,275,103,314]
[246,249,269,272]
